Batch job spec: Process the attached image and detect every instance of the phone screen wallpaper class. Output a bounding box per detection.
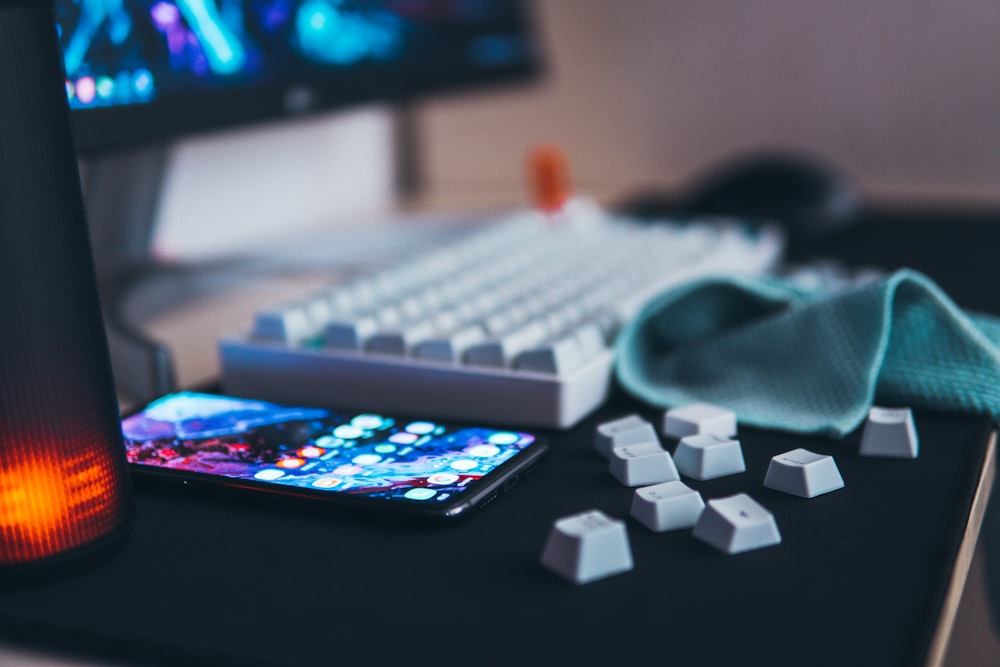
[121,392,538,505]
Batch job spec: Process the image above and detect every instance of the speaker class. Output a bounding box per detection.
[0,0,133,573]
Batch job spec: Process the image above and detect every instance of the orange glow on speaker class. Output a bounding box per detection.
[0,2,135,574]
[0,430,131,567]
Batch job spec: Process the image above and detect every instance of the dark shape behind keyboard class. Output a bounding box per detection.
[683,149,861,245]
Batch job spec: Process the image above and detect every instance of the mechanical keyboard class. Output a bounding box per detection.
[218,200,784,428]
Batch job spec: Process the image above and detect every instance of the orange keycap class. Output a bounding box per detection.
[527,143,572,212]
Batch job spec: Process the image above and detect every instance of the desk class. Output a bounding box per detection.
[0,202,997,666]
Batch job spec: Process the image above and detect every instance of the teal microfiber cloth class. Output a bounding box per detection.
[614,268,1000,437]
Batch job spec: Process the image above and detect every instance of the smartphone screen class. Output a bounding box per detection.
[121,392,548,521]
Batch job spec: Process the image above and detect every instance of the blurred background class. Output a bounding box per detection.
[153,0,1000,259]
[416,0,1000,209]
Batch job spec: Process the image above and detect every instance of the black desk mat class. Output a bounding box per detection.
[1,205,998,666]
[0,396,992,667]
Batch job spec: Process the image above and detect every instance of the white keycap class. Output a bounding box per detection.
[543,304,580,335]
[673,433,746,480]
[515,335,585,375]
[324,316,379,351]
[253,303,316,345]
[540,510,633,584]
[859,406,919,459]
[302,295,334,325]
[763,448,845,498]
[482,310,516,337]
[398,295,426,320]
[630,481,705,532]
[415,325,487,363]
[662,402,737,439]
[339,281,377,311]
[465,321,548,368]
[574,322,607,358]
[609,443,679,487]
[365,320,436,356]
[374,305,403,329]
[587,310,620,342]
[325,288,357,313]
[593,415,658,458]
[423,309,458,335]
[693,494,781,554]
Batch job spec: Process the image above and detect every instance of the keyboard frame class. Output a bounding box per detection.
[220,332,616,428]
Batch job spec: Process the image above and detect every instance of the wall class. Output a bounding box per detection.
[153,108,397,259]
[416,0,1000,209]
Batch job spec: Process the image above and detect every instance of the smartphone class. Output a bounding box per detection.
[121,391,548,522]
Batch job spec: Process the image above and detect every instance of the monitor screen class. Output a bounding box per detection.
[55,0,542,153]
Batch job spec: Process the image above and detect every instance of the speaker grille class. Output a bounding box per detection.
[0,3,132,567]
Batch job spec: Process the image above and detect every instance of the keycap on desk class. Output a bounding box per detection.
[540,509,634,584]
[609,442,679,487]
[763,448,845,498]
[859,406,919,458]
[662,402,737,440]
[673,433,746,480]
[693,494,782,554]
[630,480,705,532]
[593,414,659,458]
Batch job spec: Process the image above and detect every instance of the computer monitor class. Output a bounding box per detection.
[52,0,543,401]
[58,0,540,153]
